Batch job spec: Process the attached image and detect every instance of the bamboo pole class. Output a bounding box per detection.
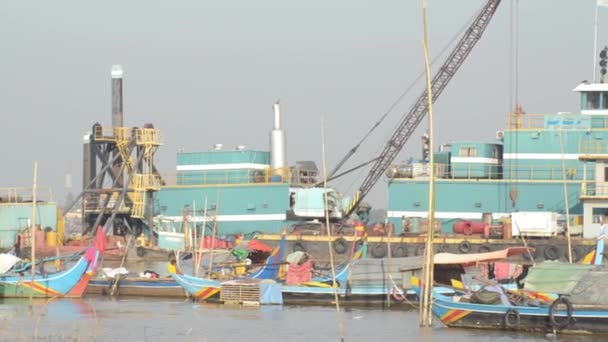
[29,161,38,302]
[207,192,220,276]
[386,218,392,307]
[558,128,573,263]
[420,0,436,327]
[321,116,344,342]
[195,196,208,277]
[192,200,197,276]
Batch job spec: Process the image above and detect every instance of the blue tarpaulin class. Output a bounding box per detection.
[259,282,283,305]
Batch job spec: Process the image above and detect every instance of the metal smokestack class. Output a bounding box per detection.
[270,100,287,171]
[111,65,124,129]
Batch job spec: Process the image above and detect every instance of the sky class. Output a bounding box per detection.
[0,0,602,209]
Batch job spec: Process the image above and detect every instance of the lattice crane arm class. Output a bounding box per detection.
[344,0,502,217]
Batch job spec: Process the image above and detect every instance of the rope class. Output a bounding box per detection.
[388,274,418,308]
[328,3,485,190]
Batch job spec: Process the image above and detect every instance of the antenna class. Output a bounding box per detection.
[600,46,608,83]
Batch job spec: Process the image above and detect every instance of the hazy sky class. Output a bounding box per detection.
[0,1,601,208]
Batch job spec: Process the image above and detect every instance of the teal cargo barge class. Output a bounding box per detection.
[387,82,608,241]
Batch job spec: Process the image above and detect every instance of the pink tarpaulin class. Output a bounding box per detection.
[285,260,312,285]
[434,247,532,265]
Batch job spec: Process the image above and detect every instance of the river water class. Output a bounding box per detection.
[0,297,604,342]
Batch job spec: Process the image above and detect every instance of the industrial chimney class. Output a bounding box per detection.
[270,101,287,172]
[111,65,124,129]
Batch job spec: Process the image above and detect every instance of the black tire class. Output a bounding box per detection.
[371,244,387,258]
[293,242,306,253]
[572,246,586,262]
[392,245,408,258]
[478,245,491,253]
[504,308,520,329]
[543,245,560,261]
[332,238,348,255]
[549,296,573,329]
[436,245,449,253]
[458,241,472,254]
[136,246,146,258]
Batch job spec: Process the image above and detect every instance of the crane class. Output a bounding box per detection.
[342,0,502,217]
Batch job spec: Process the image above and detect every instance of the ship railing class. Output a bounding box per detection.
[135,128,163,146]
[507,113,547,129]
[390,163,592,181]
[580,182,608,197]
[130,174,162,191]
[507,112,608,130]
[161,167,296,186]
[92,126,116,141]
[0,187,54,204]
[579,140,608,155]
[82,193,131,212]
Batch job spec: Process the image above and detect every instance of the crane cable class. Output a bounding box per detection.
[327,3,486,184]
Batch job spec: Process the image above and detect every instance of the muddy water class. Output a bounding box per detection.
[0,297,604,341]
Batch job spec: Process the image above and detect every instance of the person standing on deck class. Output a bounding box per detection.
[595,221,607,265]
[167,259,183,275]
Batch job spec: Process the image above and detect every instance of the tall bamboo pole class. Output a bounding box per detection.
[192,200,197,275]
[195,196,208,277]
[420,0,436,327]
[207,192,220,275]
[321,116,344,342]
[29,161,38,302]
[558,128,573,263]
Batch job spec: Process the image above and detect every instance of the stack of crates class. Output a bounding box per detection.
[220,280,261,305]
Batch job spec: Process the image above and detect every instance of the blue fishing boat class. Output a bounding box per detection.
[412,256,608,335]
[413,280,608,335]
[171,235,287,301]
[0,228,104,298]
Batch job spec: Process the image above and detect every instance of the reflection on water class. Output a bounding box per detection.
[0,297,605,341]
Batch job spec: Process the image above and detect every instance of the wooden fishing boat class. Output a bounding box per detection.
[411,248,608,335]
[87,277,187,298]
[0,228,105,298]
[171,237,288,301]
[413,279,608,335]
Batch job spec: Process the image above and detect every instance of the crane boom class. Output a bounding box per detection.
[344,0,501,217]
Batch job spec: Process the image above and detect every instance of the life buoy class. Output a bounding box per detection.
[543,245,560,261]
[371,244,387,258]
[136,246,146,258]
[293,242,306,253]
[504,309,520,329]
[332,238,348,255]
[392,287,406,302]
[392,245,408,258]
[458,241,472,254]
[549,296,573,329]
